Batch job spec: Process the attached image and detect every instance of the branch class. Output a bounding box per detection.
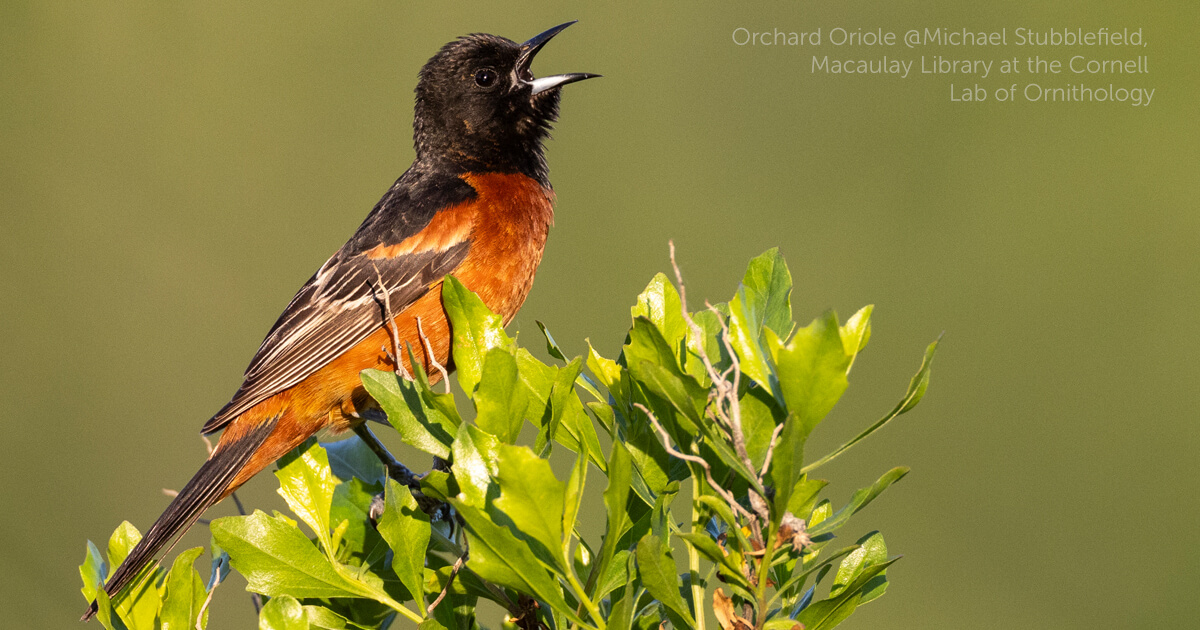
[758,423,786,478]
[426,554,465,615]
[635,402,756,523]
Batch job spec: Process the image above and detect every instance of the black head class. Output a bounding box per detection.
[412,22,597,186]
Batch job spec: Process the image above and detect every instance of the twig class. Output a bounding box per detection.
[427,554,466,615]
[415,315,451,394]
[369,263,411,381]
[669,241,726,391]
[636,403,756,523]
[759,423,786,478]
[352,423,419,489]
[670,241,770,525]
[196,563,223,630]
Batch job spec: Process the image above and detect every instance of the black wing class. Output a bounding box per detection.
[202,170,475,434]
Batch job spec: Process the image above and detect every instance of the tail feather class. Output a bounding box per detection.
[82,418,279,621]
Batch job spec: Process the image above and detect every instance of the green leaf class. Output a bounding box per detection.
[739,386,785,471]
[785,477,829,520]
[683,307,725,382]
[809,467,909,536]
[589,440,632,598]
[93,588,128,630]
[493,444,567,571]
[803,338,939,473]
[795,559,898,630]
[211,510,365,599]
[324,437,385,485]
[740,247,794,338]
[329,477,384,563]
[450,500,586,625]
[606,559,640,630]
[840,305,873,373]
[631,273,688,352]
[275,440,337,553]
[361,368,454,459]
[80,539,107,602]
[831,532,888,598]
[563,451,588,555]
[676,532,744,583]
[450,423,500,508]
[587,341,628,408]
[105,522,161,630]
[536,320,567,361]
[259,595,310,630]
[303,606,375,630]
[624,317,706,431]
[592,549,631,603]
[727,285,779,400]
[377,478,431,608]
[770,413,805,518]
[549,357,607,470]
[160,547,207,630]
[725,248,796,397]
[442,275,514,396]
[635,534,696,627]
[106,521,142,570]
[770,311,852,444]
[810,499,833,528]
[771,544,861,603]
[474,347,527,443]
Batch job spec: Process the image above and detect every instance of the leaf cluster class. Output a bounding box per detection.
[81,249,937,630]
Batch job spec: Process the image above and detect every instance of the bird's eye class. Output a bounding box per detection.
[473,68,498,88]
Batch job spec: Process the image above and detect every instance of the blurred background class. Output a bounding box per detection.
[2,1,1197,628]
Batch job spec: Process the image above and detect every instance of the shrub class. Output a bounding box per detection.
[81,247,937,630]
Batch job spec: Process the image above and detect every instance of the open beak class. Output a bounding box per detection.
[517,21,600,95]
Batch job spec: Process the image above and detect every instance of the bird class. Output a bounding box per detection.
[83,21,596,620]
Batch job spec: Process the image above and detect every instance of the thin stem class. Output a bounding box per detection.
[689,479,708,630]
[752,533,778,630]
[565,566,607,630]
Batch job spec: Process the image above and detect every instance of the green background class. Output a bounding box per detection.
[2,2,1196,628]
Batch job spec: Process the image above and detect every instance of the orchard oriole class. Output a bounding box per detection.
[83,21,595,620]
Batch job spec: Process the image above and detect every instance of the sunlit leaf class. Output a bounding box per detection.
[631,273,688,352]
[105,522,161,630]
[376,478,430,607]
[494,444,567,571]
[361,369,455,459]
[450,423,500,508]
[803,338,939,473]
[211,511,365,600]
[442,275,514,396]
[474,347,527,444]
[275,440,336,553]
[450,500,586,625]
[832,532,888,599]
[809,467,909,536]
[259,594,309,630]
[159,547,207,630]
[79,539,106,602]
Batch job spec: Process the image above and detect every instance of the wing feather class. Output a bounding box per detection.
[202,242,468,433]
